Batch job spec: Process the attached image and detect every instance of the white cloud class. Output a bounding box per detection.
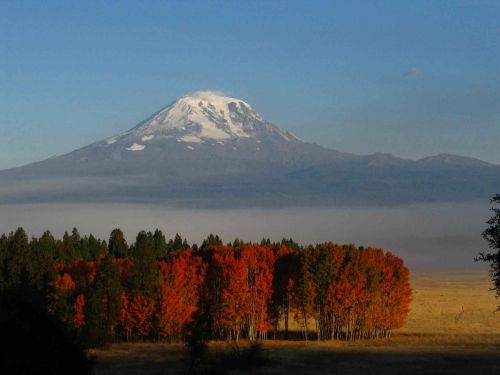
[404,67,419,76]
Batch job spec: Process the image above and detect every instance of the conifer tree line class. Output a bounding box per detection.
[0,227,412,346]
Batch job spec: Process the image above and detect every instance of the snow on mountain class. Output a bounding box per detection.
[126,143,146,151]
[105,91,301,151]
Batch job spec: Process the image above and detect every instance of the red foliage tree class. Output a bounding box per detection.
[73,293,86,329]
[54,259,97,292]
[129,295,155,337]
[219,252,250,341]
[240,245,275,340]
[157,251,205,338]
[118,291,133,340]
[383,252,412,333]
[53,273,76,293]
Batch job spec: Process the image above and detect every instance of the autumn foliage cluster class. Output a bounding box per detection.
[0,228,411,346]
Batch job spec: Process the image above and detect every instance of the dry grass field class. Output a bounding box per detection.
[92,272,500,374]
[400,272,500,335]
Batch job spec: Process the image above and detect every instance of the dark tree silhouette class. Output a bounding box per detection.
[109,228,129,258]
[0,285,93,374]
[153,229,167,257]
[3,228,32,289]
[129,231,158,298]
[201,234,223,249]
[167,233,189,255]
[477,194,500,309]
[84,256,123,347]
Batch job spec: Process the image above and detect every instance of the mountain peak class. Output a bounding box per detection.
[105,90,301,150]
[180,90,253,109]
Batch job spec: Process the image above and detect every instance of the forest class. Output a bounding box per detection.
[0,227,412,348]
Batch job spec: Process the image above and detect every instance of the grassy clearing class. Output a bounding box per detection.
[92,272,500,374]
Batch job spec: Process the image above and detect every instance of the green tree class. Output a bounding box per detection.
[153,229,167,257]
[201,234,223,249]
[167,233,189,255]
[129,231,158,297]
[232,238,245,247]
[84,256,123,347]
[30,230,58,292]
[0,234,9,290]
[260,238,272,247]
[59,230,79,264]
[477,194,500,309]
[294,249,315,340]
[280,238,302,252]
[84,234,108,260]
[4,228,32,287]
[307,244,336,340]
[108,229,128,258]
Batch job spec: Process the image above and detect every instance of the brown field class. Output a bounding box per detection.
[92,272,500,374]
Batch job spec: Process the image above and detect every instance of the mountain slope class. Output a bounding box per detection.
[1,91,499,207]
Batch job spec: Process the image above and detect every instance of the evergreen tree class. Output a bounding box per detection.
[60,230,79,264]
[71,227,81,243]
[153,229,167,257]
[84,256,123,347]
[0,234,9,290]
[5,228,32,287]
[129,231,158,297]
[281,238,302,252]
[30,230,58,292]
[260,238,272,247]
[84,234,107,260]
[167,233,190,255]
[232,238,245,247]
[72,227,81,252]
[294,249,315,340]
[477,194,500,308]
[201,234,223,249]
[108,229,128,258]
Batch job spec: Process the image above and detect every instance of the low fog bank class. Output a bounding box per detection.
[0,202,492,271]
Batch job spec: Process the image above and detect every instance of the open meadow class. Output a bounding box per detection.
[92,272,500,374]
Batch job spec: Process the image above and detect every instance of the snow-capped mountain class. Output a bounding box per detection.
[103,91,301,152]
[1,91,499,207]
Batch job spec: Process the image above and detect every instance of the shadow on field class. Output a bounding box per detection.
[92,337,500,375]
[266,348,500,375]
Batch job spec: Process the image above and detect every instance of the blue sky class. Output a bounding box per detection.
[1,0,499,169]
